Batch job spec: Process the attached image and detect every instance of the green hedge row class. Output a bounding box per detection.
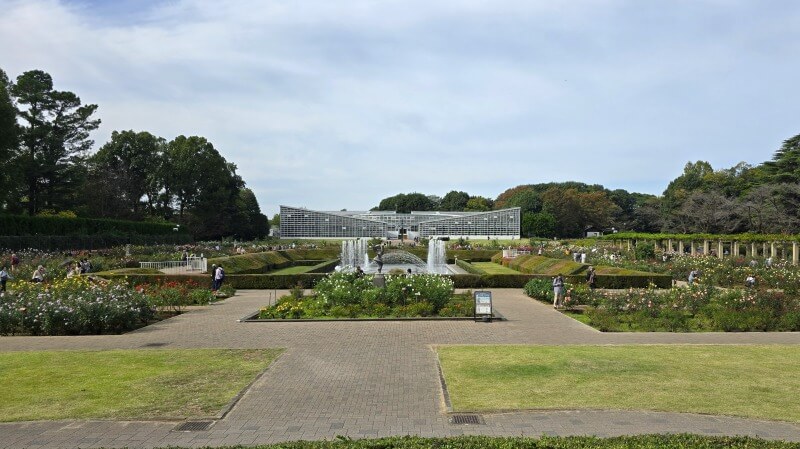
[505,255,586,275]
[160,435,799,449]
[397,248,499,263]
[306,260,340,273]
[278,248,342,261]
[99,272,671,290]
[455,259,484,275]
[208,252,292,274]
[0,233,192,251]
[602,231,800,243]
[0,214,186,236]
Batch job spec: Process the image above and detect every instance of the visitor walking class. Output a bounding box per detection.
[214,264,225,291]
[552,274,565,309]
[10,253,19,272]
[586,266,596,290]
[210,264,218,290]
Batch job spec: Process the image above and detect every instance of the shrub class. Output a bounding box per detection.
[0,277,153,336]
[258,272,460,319]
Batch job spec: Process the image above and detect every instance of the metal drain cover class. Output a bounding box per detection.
[449,414,484,425]
[173,421,214,431]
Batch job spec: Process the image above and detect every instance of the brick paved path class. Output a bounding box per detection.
[1,289,799,448]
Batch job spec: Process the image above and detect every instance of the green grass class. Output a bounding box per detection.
[269,265,315,274]
[471,262,523,274]
[507,255,586,275]
[0,349,282,422]
[437,345,800,422]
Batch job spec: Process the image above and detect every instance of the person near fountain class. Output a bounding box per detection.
[355,266,364,277]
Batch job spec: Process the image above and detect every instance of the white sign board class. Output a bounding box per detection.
[474,291,492,316]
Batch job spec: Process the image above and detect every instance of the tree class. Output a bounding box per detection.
[232,188,269,239]
[0,69,19,210]
[763,133,800,184]
[669,190,739,234]
[661,161,715,216]
[10,70,100,214]
[376,193,434,213]
[741,184,800,234]
[522,211,556,238]
[163,135,243,238]
[439,190,470,211]
[465,196,493,211]
[89,130,165,218]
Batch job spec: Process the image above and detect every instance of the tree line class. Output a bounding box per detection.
[0,68,268,240]
[373,134,800,238]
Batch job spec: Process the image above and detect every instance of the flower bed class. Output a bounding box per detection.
[0,277,154,336]
[524,278,800,332]
[258,272,472,318]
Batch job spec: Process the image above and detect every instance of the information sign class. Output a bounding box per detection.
[474,291,492,319]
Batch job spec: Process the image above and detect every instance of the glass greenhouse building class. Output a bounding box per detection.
[279,205,521,239]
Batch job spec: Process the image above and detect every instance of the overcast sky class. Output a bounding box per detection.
[2,0,799,216]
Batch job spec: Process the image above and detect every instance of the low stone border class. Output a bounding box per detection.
[238,310,505,322]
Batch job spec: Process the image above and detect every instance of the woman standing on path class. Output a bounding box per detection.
[552,274,565,309]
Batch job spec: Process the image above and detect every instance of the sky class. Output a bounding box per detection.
[1,0,799,216]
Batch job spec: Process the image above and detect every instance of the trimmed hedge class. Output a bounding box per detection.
[455,259,484,275]
[306,259,339,273]
[159,434,800,449]
[505,255,586,275]
[278,248,341,261]
[208,252,292,274]
[602,231,800,243]
[0,214,185,236]
[97,272,671,290]
[0,233,192,251]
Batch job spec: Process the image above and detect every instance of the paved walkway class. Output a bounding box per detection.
[1,289,799,448]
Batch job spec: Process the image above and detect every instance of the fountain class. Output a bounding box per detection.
[340,239,368,271]
[338,238,451,274]
[427,238,448,274]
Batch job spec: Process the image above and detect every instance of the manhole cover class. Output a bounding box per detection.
[449,414,484,425]
[173,421,214,431]
[141,342,168,348]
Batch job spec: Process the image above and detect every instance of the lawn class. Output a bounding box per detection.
[437,345,800,422]
[0,348,282,422]
[471,262,522,274]
[270,265,315,274]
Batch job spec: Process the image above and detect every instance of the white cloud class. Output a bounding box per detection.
[1,0,799,215]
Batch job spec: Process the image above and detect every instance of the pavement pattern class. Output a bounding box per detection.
[1,289,800,448]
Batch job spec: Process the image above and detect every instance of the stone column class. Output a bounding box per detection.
[654,240,659,253]
[627,240,632,251]
[733,241,739,257]
[793,242,798,266]
[703,240,710,256]
[771,242,777,259]
[752,242,758,258]
[678,241,684,254]
[763,242,768,258]
[690,241,696,256]
[718,240,724,259]
[667,239,673,253]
